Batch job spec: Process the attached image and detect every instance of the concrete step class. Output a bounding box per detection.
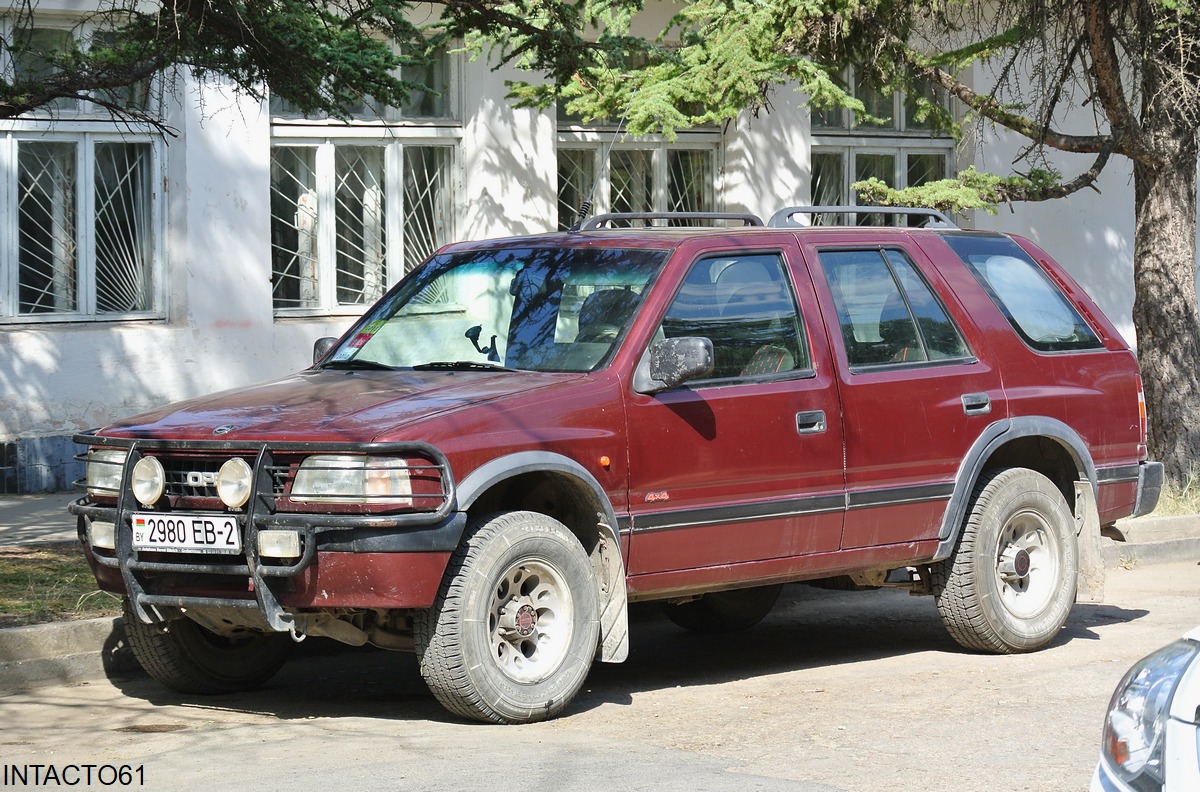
[1104,514,1200,568]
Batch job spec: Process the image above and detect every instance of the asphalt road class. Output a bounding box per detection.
[3,560,1199,792]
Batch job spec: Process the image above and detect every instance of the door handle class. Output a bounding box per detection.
[961,393,992,416]
[796,410,827,434]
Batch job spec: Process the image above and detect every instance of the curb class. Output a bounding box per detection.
[0,616,139,693]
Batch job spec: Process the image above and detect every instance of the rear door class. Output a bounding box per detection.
[801,235,1006,549]
[624,245,845,578]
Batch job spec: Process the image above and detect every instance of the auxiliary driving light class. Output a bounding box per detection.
[89,519,116,550]
[131,456,166,507]
[217,457,254,509]
[257,530,301,558]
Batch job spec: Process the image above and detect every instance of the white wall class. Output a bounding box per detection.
[0,73,352,438]
[460,61,557,239]
[724,84,811,218]
[0,57,557,478]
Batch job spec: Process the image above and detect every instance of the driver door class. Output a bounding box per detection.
[624,249,845,580]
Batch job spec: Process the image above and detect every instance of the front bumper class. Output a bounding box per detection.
[71,434,461,632]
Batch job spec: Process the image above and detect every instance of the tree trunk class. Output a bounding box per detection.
[1131,142,1200,486]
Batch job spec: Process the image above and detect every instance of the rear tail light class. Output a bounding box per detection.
[1136,375,1148,456]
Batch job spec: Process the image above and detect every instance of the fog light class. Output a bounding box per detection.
[217,457,254,509]
[257,530,301,558]
[131,456,165,507]
[89,520,116,550]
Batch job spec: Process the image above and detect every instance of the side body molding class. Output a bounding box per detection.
[455,451,630,663]
[933,417,1098,562]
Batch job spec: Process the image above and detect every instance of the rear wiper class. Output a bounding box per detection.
[412,361,517,372]
[319,358,397,371]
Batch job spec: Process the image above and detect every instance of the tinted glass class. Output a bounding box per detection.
[820,248,970,367]
[942,234,1103,352]
[658,254,810,380]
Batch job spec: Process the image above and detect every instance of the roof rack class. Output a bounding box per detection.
[768,206,957,229]
[578,212,765,231]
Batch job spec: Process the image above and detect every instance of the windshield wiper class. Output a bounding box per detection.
[320,358,397,371]
[412,361,517,372]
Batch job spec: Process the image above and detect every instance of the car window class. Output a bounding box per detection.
[941,234,1103,352]
[819,247,971,367]
[328,247,666,372]
[657,253,811,380]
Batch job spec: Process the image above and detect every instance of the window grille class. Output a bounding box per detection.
[270,142,455,312]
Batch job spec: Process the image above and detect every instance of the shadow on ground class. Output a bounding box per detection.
[105,583,1149,725]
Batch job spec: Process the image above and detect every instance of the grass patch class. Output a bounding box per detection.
[1153,471,1200,517]
[0,543,121,628]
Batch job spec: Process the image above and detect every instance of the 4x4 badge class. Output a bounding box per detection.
[212,424,236,435]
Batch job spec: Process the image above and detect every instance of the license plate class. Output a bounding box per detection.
[132,513,242,554]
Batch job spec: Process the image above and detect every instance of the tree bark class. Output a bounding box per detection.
[1131,141,1200,485]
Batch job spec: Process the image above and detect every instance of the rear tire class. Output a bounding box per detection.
[122,600,292,694]
[414,511,599,724]
[932,468,1078,653]
[659,584,783,633]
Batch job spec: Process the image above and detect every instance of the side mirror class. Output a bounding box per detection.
[313,337,338,365]
[634,337,714,394]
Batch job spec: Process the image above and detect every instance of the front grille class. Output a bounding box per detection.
[162,457,220,498]
[155,454,291,503]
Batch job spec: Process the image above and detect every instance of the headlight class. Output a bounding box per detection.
[86,449,128,497]
[1100,639,1200,790]
[291,455,413,505]
[131,456,166,507]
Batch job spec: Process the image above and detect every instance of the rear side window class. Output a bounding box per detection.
[941,234,1103,352]
[819,248,970,368]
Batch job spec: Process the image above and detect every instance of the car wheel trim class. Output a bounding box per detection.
[994,507,1062,619]
[488,558,574,684]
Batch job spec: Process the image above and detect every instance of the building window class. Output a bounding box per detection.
[2,135,162,321]
[269,141,456,312]
[269,39,460,314]
[6,21,156,117]
[556,143,719,229]
[270,45,457,122]
[0,16,164,323]
[811,68,954,225]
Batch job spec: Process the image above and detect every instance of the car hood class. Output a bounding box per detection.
[97,369,585,442]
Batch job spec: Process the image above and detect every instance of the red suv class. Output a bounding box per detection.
[71,207,1162,723]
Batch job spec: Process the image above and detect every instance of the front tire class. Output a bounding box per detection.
[932,468,1078,653]
[415,511,600,724]
[122,600,292,694]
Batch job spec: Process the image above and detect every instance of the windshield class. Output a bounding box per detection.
[324,246,667,372]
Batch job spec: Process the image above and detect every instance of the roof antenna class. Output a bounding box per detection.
[568,87,636,233]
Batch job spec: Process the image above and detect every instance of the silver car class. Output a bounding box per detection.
[1093,627,1200,791]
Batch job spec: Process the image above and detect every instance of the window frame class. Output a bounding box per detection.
[810,66,957,224]
[268,130,461,317]
[555,134,723,230]
[1,14,162,120]
[816,245,973,371]
[268,40,462,127]
[0,131,167,324]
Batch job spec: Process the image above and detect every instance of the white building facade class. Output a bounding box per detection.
[0,4,1190,491]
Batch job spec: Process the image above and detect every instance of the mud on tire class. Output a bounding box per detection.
[414,511,600,724]
[932,467,1078,653]
[122,599,292,694]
